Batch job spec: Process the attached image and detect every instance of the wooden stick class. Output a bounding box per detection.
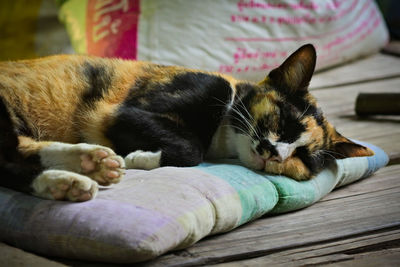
[355,93,400,116]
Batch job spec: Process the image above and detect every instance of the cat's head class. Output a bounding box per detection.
[230,44,374,180]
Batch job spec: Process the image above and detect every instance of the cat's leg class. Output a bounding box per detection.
[107,107,205,170]
[117,131,203,170]
[0,129,97,201]
[1,160,98,201]
[0,98,99,201]
[18,137,125,186]
[124,141,203,170]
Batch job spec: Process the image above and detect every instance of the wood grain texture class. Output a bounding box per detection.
[0,242,67,267]
[312,78,400,158]
[310,54,400,89]
[216,234,400,266]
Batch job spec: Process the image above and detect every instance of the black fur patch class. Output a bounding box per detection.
[0,98,43,193]
[0,97,18,153]
[276,100,305,143]
[254,115,270,139]
[13,109,33,137]
[294,146,324,175]
[81,62,113,107]
[256,139,278,157]
[106,71,233,167]
[314,107,324,125]
[295,145,336,176]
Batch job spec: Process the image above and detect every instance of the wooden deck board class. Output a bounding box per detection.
[310,54,400,89]
[215,232,400,266]
[312,77,400,162]
[0,242,67,267]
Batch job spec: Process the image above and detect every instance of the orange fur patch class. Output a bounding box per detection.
[265,156,312,181]
[18,136,52,156]
[301,116,324,151]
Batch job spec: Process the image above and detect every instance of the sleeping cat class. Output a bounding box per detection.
[0,44,373,202]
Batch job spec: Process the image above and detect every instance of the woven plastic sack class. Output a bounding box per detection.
[59,0,388,81]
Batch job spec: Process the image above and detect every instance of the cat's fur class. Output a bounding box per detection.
[0,44,373,201]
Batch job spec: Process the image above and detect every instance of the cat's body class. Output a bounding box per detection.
[0,44,373,201]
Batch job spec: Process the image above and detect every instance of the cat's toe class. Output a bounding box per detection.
[32,170,98,201]
[81,148,125,186]
[80,153,97,172]
[97,155,125,185]
[80,148,113,173]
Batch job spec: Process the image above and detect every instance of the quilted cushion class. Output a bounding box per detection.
[0,141,388,263]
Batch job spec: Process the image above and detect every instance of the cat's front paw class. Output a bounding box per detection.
[32,170,98,201]
[264,157,313,181]
[80,147,125,186]
[124,150,162,170]
[39,143,125,185]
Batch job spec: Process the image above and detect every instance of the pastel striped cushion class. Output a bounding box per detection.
[0,142,388,263]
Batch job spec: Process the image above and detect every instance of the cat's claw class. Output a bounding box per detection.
[80,148,125,186]
[32,170,98,201]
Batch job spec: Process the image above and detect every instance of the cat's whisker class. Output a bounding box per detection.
[237,97,256,123]
[211,97,231,110]
[237,98,262,140]
[210,97,258,141]
[212,97,259,139]
[318,150,338,161]
[298,103,311,120]
[221,124,250,138]
[322,149,346,159]
[229,105,260,140]
[312,151,326,166]
[225,114,253,134]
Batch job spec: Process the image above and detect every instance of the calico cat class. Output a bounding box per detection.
[0,44,373,202]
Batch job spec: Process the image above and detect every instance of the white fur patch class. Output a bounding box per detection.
[32,170,98,201]
[270,132,311,161]
[274,142,295,162]
[39,143,114,172]
[234,134,264,170]
[206,118,237,159]
[38,142,125,185]
[224,80,237,111]
[124,150,162,170]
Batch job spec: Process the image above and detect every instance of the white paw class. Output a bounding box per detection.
[32,170,98,202]
[39,143,125,186]
[124,150,161,170]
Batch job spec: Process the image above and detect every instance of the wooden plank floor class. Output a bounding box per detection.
[1,52,400,266]
[310,54,400,90]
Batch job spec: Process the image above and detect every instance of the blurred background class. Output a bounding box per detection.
[0,0,398,81]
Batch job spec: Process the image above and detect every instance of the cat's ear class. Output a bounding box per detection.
[267,44,316,94]
[330,132,374,159]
